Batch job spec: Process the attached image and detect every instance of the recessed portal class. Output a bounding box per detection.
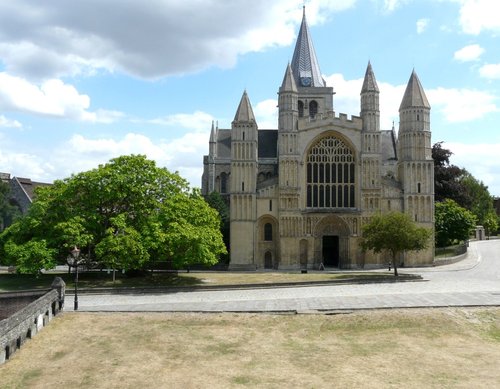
[264,251,273,269]
[322,236,339,267]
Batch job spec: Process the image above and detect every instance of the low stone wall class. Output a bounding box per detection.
[0,277,65,364]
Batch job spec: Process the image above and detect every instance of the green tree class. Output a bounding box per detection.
[0,155,226,273]
[461,172,495,226]
[435,199,477,247]
[360,212,432,276]
[432,142,471,206]
[482,211,499,239]
[205,191,230,264]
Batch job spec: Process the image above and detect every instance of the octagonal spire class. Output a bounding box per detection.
[290,6,325,88]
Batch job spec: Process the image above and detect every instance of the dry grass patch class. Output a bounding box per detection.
[1,308,499,388]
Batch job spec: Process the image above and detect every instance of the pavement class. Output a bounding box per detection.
[64,240,500,313]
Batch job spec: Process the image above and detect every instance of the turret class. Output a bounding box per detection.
[397,69,434,266]
[360,61,380,132]
[398,70,431,161]
[229,90,258,269]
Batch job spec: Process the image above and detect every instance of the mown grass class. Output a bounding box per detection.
[0,308,499,388]
[0,270,394,292]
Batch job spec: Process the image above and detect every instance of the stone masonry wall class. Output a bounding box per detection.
[0,278,65,364]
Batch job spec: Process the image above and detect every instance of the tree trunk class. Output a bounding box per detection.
[392,251,399,276]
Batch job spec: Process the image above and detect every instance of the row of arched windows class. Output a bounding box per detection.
[298,100,318,118]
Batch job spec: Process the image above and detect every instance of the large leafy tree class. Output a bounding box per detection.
[360,212,432,276]
[433,142,495,225]
[432,142,470,205]
[460,172,495,226]
[0,155,226,273]
[435,199,477,247]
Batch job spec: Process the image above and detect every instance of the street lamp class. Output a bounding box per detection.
[69,246,81,311]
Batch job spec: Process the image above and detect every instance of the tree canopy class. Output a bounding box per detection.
[433,142,496,228]
[360,212,432,276]
[435,199,477,248]
[0,155,226,273]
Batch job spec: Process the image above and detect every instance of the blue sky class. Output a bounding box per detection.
[0,0,499,195]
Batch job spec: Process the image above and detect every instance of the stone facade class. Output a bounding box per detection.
[202,8,434,270]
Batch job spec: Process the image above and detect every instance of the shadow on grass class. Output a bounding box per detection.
[0,271,204,292]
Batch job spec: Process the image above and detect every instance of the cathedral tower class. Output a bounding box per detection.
[229,91,258,269]
[398,70,434,265]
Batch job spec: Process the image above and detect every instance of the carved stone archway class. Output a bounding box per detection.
[313,215,351,268]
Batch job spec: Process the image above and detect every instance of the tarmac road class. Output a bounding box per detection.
[65,240,500,313]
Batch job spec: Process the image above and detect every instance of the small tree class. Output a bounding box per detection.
[483,211,499,239]
[360,212,432,276]
[435,199,477,247]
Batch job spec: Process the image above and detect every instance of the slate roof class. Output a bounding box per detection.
[258,130,278,158]
[380,129,398,161]
[215,129,278,160]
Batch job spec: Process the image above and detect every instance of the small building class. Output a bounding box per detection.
[1,172,51,230]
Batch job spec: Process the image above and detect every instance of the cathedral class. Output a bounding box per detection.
[202,8,434,270]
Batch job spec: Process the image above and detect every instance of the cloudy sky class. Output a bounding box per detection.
[0,0,499,195]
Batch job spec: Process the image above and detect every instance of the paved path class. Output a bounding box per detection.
[66,240,500,313]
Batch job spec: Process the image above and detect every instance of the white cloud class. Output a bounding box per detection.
[0,72,123,122]
[326,70,499,126]
[0,115,21,128]
[0,0,357,81]
[380,0,409,12]
[457,0,500,35]
[254,99,279,129]
[447,142,500,196]
[427,87,498,122]
[479,63,500,79]
[149,111,214,132]
[416,18,430,34]
[453,44,484,62]
[324,72,404,131]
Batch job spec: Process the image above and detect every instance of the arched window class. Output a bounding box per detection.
[306,136,356,208]
[309,100,318,118]
[220,173,227,193]
[298,100,304,117]
[264,223,273,241]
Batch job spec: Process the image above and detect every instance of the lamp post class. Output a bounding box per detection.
[70,246,81,311]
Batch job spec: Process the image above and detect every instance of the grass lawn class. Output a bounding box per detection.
[0,270,395,292]
[0,308,499,388]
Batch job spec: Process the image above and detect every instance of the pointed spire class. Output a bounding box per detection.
[281,63,298,92]
[290,6,325,87]
[209,120,216,142]
[361,61,379,93]
[399,69,430,110]
[233,90,256,123]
